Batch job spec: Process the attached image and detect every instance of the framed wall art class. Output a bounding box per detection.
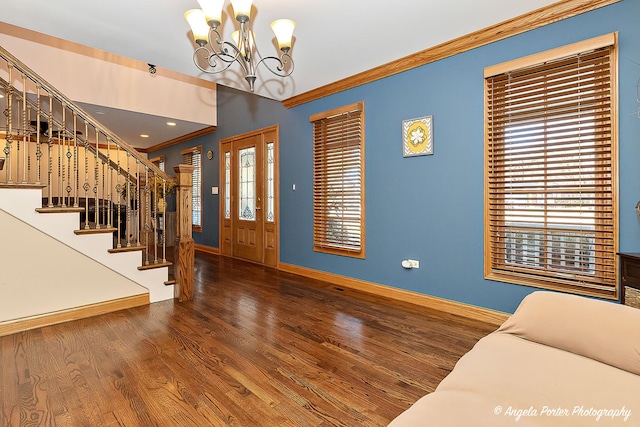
[402,115,433,157]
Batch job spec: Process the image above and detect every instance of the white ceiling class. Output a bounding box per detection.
[1,0,559,147]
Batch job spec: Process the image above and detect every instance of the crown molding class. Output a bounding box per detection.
[140,126,217,153]
[282,0,620,109]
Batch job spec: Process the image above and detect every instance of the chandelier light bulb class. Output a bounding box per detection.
[184,9,210,46]
[271,19,295,52]
[230,0,253,22]
[196,0,224,28]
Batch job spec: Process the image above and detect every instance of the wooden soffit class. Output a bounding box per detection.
[140,126,217,153]
[281,0,621,109]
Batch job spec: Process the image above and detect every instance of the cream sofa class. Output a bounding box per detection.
[389,291,640,426]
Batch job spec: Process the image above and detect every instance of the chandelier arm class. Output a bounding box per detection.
[209,26,245,67]
[255,52,295,78]
[193,45,234,74]
[193,33,252,76]
[219,41,250,69]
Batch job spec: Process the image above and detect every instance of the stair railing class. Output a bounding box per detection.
[0,45,174,269]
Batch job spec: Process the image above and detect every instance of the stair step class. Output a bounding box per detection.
[74,227,118,235]
[36,206,85,213]
[0,183,46,189]
[164,279,176,286]
[108,245,145,254]
[138,261,172,271]
[2,185,173,304]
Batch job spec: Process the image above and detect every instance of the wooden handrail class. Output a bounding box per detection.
[0,46,170,182]
[0,43,180,283]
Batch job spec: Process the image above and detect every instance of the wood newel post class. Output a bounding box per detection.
[174,164,194,301]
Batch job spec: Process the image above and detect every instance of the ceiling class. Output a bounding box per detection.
[1,0,559,148]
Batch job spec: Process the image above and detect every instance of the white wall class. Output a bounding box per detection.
[0,208,148,322]
[0,23,216,127]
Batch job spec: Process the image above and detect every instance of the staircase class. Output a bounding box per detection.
[0,46,181,335]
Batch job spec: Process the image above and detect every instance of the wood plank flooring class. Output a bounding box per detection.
[0,254,497,426]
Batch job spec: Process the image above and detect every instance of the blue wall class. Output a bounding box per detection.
[150,86,290,248]
[153,1,640,314]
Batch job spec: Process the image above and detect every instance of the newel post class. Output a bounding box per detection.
[174,164,194,301]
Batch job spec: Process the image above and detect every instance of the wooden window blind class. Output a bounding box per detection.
[181,146,202,229]
[484,34,618,299]
[310,101,366,258]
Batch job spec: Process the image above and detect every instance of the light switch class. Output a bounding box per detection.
[211,186,218,195]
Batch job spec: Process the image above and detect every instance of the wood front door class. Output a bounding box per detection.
[220,126,278,266]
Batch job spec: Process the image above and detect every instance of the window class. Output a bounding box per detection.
[224,151,231,219]
[150,156,165,172]
[310,101,366,258]
[484,33,618,299]
[266,142,275,222]
[181,146,202,231]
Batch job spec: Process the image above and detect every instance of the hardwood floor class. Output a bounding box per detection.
[0,254,497,426]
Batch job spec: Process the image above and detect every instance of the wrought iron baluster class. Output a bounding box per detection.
[46,95,53,207]
[35,84,42,185]
[56,121,62,207]
[73,112,78,207]
[144,167,150,265]
[116,143,122,248]
[125,152,131,247]
[64,107,71,207]
[20,73,26,183]
[162,178,167,263]
[107,138,112,228]
[153,172,158,264]
[84,121,90,229]
[5,64,13,184]
[136,160,141,247]
[101,158,106,227]
[94,128,99,229]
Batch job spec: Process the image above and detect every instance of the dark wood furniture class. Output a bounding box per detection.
[618,252,640,308]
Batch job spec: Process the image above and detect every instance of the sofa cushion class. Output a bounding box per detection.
[388,331,640,426]
[497,291,640,376]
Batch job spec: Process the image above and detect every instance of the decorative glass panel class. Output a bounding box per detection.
[238,147,256,220]
[224,152,231,219]
[192,151,202,226]
[266,142,274,222]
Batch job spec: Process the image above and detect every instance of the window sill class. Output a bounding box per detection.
[485,270,618,301]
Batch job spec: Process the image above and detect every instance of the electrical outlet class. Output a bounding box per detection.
[401,259,420,269]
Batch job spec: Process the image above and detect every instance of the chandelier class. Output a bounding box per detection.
[184,0,295,92]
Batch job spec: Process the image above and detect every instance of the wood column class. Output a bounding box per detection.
[174,164,194,301]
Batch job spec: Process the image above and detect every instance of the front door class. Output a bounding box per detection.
[220,126,278,266]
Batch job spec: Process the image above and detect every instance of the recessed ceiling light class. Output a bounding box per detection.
[166,122,177,126]
[140,134,149,138]
[95,110,106,115]
[0,94,4,99]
